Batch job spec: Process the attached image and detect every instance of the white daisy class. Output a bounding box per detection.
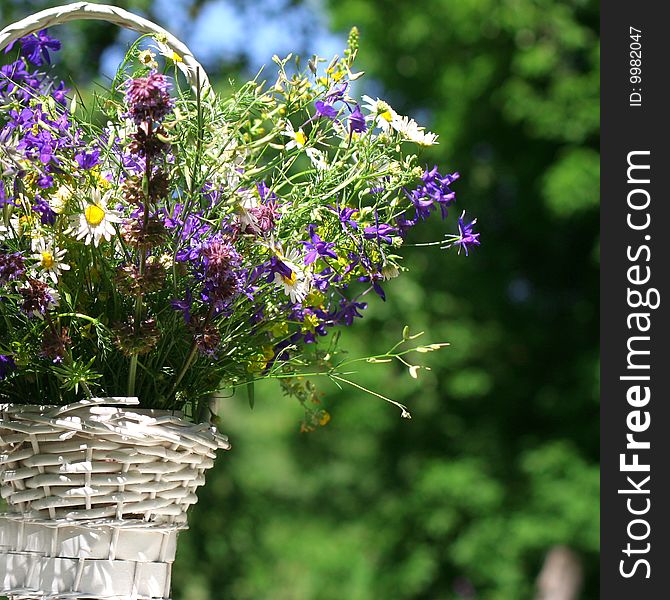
[72,189,122,247]
[31,239,70,284]
[137,49,158,70]
[274,261,311,304]
[361,95,397,132]
[153,39,193,79]
[391,115,439,146]
[306,147,328,170]
[414,129,439,147]
[281,121,308,150]
[263,239,312,303]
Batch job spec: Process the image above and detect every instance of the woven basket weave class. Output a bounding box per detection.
[0,399,230,599]
[0,5,225,598]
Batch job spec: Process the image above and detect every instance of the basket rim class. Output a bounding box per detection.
[0,2,211,94]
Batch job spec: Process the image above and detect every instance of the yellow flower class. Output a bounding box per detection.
[302,313,320,333]
[93,169,111,190]
[85,204,105,226]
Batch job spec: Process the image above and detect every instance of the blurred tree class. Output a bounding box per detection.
[0,0,154,80]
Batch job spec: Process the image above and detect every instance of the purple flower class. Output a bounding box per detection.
[241,184,281,235]
[315,100,338,119]
[8,106,36,130]
[19,278,59,318]
[0,60,39,99]
[407,166,460,221]
[365,274,386,301]
[300,306,332,343]
[256,181,277,203]
[313,267,333,292]
[167,203,213,260]
[395,211,419,236]
[0,183,16,208]
[52,81,69,105]
[75,149,100,170]
[363,222,397,244]
[125,72,173,125]
[301,225,337,265]
[171,289,193,323]
[19,129,58,164]
[357,272,386,301]
[196,235,243,310]
[264,255,294,283]
[325,82,347,103]
[11,30,61,66]
[0,355,16,381]
[329,205,359,230]
[349,105,367,134]
[335,299,367,326]
[0,252,26,285]
[247,203,280,234]
[37,173,54,189]
[32,195,56,225]
[447,211,480,256]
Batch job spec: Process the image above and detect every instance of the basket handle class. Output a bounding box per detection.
[0,1,210,94]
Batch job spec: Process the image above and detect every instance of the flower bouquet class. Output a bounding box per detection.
[0,3,479,598]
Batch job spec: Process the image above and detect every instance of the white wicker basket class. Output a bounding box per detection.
[0,6,224,597]
[0,399,230,599]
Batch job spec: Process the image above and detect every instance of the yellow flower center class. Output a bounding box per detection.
[40,251,55,269]
[282,272,297,285]
[380,110,393,122]
[138,50,156,65]
[295,131,307,147]
[85,204,106,226]
[172,51,183,63]
[94,170,111,190]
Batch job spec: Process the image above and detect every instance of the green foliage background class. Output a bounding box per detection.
[0,0,599,597]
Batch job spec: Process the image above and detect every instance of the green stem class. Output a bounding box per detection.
[127,355,139,397]
[168,341,199,402]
